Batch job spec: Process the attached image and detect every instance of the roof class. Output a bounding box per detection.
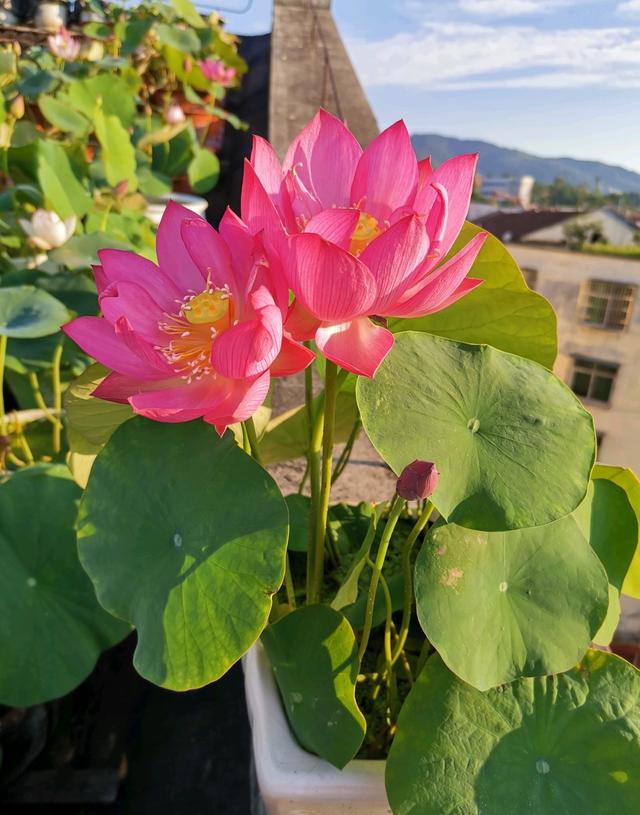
[473,209,581,242]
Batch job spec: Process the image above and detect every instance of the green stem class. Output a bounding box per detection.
[284,555,296,609]
[0,334,6,436]
[51,338,64,454]
[391,501,434,666]
[241,422,251,455]
[27,372,57,426]
[243,416,262,465]
[305,394,324,602]
[309,361,338,604]
[358,495,405,663]
[332,418,361,484]
[297,460,309,494]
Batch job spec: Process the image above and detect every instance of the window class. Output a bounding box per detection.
[580,279,636,330]
[521,267,538,290]
[571,357,618,404]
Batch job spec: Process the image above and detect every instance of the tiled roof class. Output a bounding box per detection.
[473,210,581,242]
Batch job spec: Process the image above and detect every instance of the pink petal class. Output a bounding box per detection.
[417,157,433,193]
[113,316,173,374]
[211,286,283,379]
[128,377,225,421]
[351,121,418,222]
[99,281,165,345]
[62,317,163,379]
[241,159,285,236]
[203,371,271,429]
[250,136,298,233]
[303,208,360,250]
[391,233,487,317]
[414,153,478,259]
[359,215,430,313]
[287,234,376,321]
[284,299,322,341]
[92,371,148,403]
[180,218,237,293]
[283,109,362,210]
[156,201,207,293]
[97,249,181,310]
[270,337,316,377]
[315,317,394,378]
[251,135,283,198]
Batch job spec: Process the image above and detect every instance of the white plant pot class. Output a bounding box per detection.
[145,193,209,226]
[35,1,68,31]
[243,643,391,815]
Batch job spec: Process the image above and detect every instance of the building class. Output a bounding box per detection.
[478,175,535,209]
[476,207,638,247]
[508,244,640,471]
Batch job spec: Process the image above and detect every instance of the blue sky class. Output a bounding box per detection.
[213,0,640,172]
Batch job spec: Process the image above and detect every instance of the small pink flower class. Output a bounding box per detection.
[241,110,486,377]
[199,58,237,86]
[63,203,314,431]
[48,28,80,61]
[165,103,186,125]
[397,460,439,501]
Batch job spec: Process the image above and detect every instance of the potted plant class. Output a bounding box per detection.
[56,109,640,814]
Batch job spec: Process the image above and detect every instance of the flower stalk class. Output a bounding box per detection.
[308,361,338,604]
[358,494,405,662]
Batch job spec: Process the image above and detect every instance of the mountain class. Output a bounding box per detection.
[411,134,640,194]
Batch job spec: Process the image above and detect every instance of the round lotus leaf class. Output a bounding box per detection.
[386,651,640,815]
[0,464,129,706]
[77,417,289,690]
[357,332,595,531]
[261,605,366,769]
[0,285,69,338]
[415,511,609,690]
[573,478,638,645]
[593,464,640,598]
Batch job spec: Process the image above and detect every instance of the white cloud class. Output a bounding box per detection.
[618,0,640,14]
[457,0,572,15]
[346,22,640,90]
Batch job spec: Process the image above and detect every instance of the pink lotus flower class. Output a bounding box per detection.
[63,203,314,430]
[241,110,486,377]
[199,58,237,86]
[48,28,80,61]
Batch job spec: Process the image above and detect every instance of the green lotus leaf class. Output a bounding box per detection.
[357,332,595,531]
[594,464,640,599]
[386,651,640,815]
[0,465,129,706]
[261,605,366,769]
[574,478,638,644]
[0,285,69,338]
[415,508,609,690]
[77,418,289,690]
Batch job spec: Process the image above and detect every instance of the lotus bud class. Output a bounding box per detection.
[18,209,76,252]
[165,104,186,125]
[396,460,439,502]
[113,180,129,200]
[10,95,24,119]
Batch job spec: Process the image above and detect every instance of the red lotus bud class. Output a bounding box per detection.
[396,460,439,501]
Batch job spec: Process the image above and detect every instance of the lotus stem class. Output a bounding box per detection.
[358,495,405,662]
[391,501,434,666]
[51,338,64,454]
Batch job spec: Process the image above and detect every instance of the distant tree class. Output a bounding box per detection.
[563,219,607,250]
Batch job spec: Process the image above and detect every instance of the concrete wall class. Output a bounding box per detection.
[269,0,378,159]
[510,244,640,471]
